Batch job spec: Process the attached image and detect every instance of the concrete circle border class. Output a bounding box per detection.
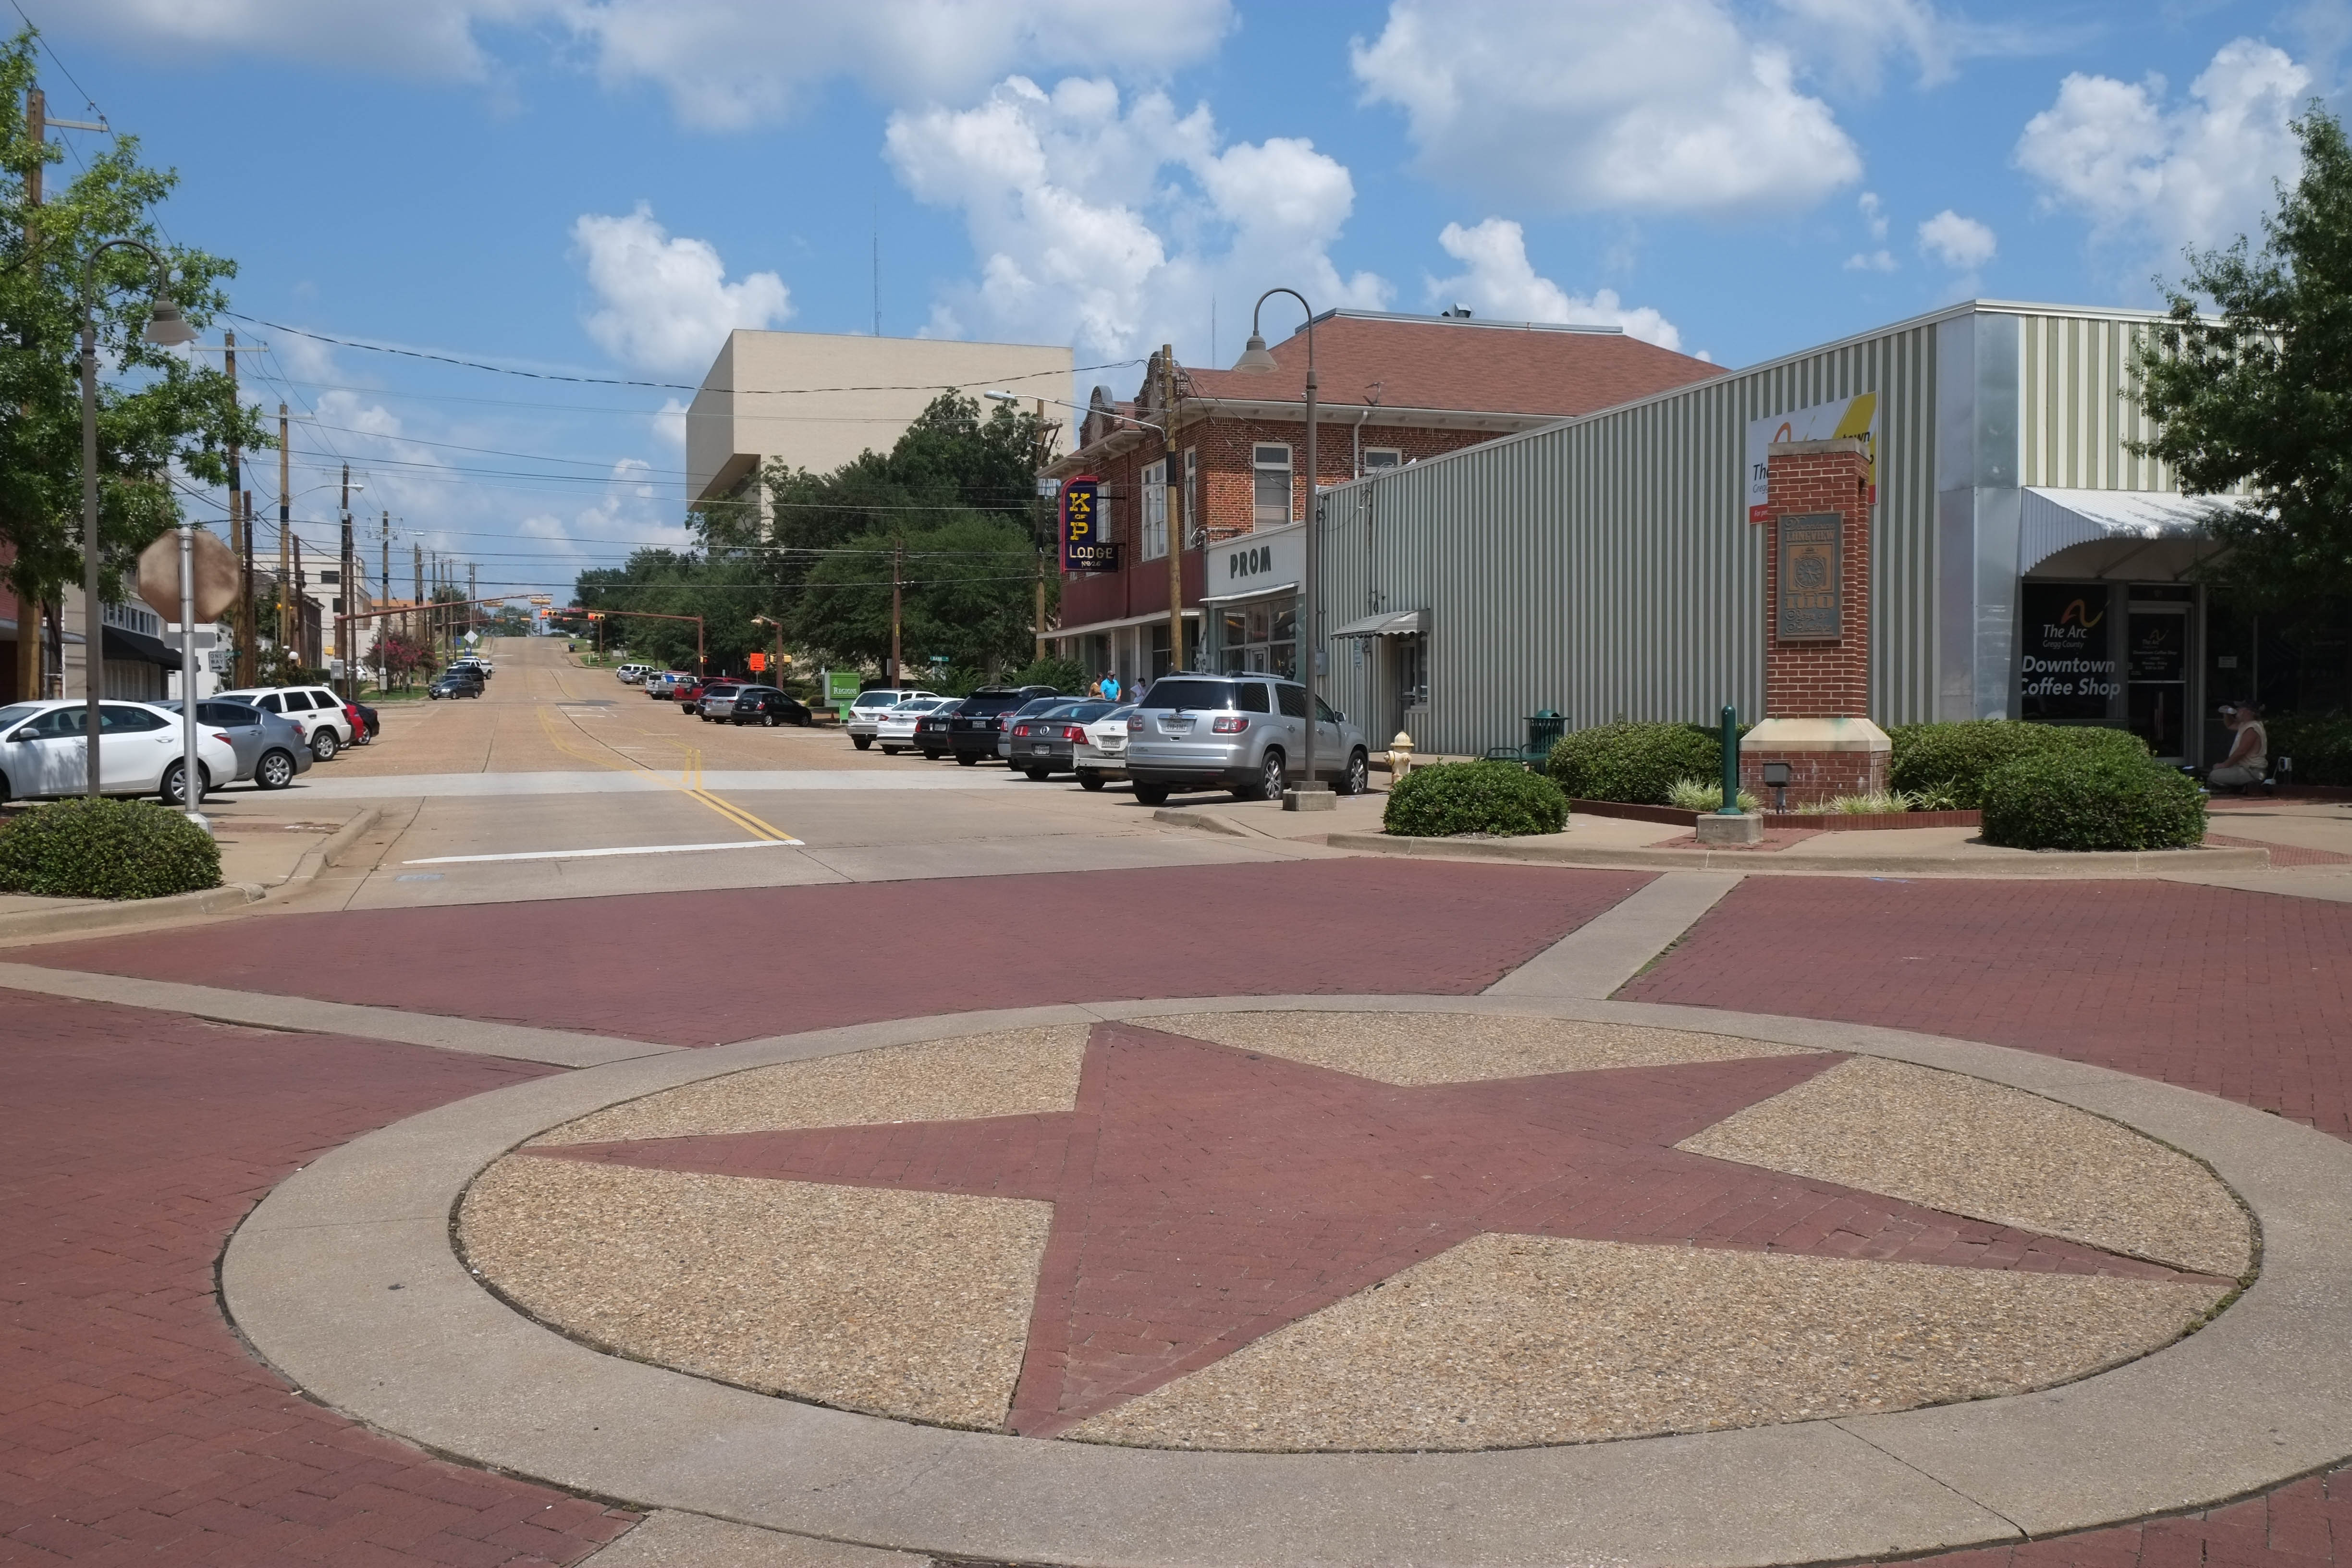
[224,993,2352,1568]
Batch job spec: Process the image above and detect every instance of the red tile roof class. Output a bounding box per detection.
[1170,310,1724,418]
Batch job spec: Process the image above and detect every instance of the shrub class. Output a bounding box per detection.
[1666,777,1761,812]
[1385,762,1569,837]
[1547,722,1722,805]
[1009,654,1086,693]
[2266,711,2352,786]
[1826,789,1922,814]
[1978,751,2207,851]
[0,798,223,899]
[1889,720,2149,809]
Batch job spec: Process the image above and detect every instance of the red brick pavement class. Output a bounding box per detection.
[1620,876,2352,1139]
[543,1022,2219,1439]
[1883,1465,2351,1568]
[22,860,1651,1047]
[0,992,638,1567]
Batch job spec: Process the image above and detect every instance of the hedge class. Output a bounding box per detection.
[1888,720,2149,809]
[0,797,223,899]
[2267,711,2352,786]
[1385,761,1569,837]
[1546,722,1723,805]
[1978,751,2207,852]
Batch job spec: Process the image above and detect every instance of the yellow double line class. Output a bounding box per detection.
[536,706,800,844]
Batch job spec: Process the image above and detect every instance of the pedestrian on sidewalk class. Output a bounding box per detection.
[2208,700,2269,790]
[1102,672,1121,703]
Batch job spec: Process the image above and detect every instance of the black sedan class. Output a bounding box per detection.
[944,685,1061,766]
[1007,699,1119,779]
[913,700,963,760]
[725,686,812,727]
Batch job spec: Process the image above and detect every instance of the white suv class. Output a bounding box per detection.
[845,688,938,750]
[214,686,357,761]
[615,663,653,684]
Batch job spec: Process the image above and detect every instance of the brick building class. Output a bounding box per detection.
[1041,308,1723,687]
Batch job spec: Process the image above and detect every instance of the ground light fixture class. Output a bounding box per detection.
[78,237,196,798]
[1233,288,1324,808]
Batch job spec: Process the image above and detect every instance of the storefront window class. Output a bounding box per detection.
[2018,583,2117,723]
[1253,443,1292,527]
[1398,632,1429,707]
[1140,460,1168,561]
[1217,595,1297,677]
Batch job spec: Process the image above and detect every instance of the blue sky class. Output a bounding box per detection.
[34,0,2346,602]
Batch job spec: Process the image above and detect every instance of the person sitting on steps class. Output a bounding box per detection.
[2208,699,2269,792]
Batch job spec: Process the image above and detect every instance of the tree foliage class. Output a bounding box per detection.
[0,32,265,619]
[2132,105,2352,601]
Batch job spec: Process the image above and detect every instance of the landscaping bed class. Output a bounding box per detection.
[1569,798,1982,832]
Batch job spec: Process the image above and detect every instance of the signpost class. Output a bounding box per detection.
[137,526,238,827]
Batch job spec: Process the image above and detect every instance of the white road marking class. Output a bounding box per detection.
[404,838,800,866]
[290,770,1029,798]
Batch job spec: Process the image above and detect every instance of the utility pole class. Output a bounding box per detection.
[466,563,477,648]
[1034,551,1046,664]
[338,463,354,699]
[1163,343,1183,678]
[413,541,424,680]
[379,510,389,687]
[278,404,292,663]
[889,539,903,685]
[225,331,256,686]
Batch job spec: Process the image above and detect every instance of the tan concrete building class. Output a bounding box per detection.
[686,331,1074,516]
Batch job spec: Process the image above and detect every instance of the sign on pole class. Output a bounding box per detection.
[136,529,238,623]
[1060,475,1118,573]
[747,651,766,672]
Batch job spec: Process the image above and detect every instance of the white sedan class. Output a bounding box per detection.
[0,699,241,806]
[875,696,955,755]
[1072,703,1136,790]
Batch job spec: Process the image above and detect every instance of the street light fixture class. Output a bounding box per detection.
[1232,288,1324,809]
[751,614,787,686]
[78,238,195,799]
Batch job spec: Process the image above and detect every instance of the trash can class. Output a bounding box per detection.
[1526,710,1566,761]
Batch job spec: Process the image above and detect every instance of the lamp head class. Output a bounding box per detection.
[1232,333,1278,374]
[142,299,197,347]
[982,390,1016,403]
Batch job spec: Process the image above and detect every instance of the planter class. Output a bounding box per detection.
[1569,798,1982,832]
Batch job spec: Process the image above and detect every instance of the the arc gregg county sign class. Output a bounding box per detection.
[1060,475,1118,573]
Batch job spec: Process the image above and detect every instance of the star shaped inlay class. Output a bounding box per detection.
[532,1022,2218,1437]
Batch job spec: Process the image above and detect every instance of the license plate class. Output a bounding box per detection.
[1160,717,1192,735]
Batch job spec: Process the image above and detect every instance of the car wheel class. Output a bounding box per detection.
[1134,782,1172,806]
[1024,765,1050,781]
[1340,747,1370,796]
[852,735,872,750]
[794,711,811,727]
[159,760,212,807]
[256,749,296,790]
[922,750,941,761]
[956,753,979,767]
[428,691,441,700]
[1077,770,1105,791]
[1255,748,1287,801]
[310,728,339,762]
[881,745,901,755]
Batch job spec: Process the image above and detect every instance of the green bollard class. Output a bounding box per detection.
[1718,704,1742,815]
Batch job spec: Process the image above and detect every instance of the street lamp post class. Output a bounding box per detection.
[77,239,196,797]
[1232,289,1323,808]
[751,614,786,686]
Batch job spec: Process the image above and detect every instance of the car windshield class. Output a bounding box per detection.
[1141,678,1235,711]
[1014,698,1066,719]
[1062,702,1117,722]
[0,702,38,734]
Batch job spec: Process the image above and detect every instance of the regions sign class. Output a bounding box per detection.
[1747,393,1878,524]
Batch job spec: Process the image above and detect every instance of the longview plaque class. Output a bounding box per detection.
[1776,513,1841,641]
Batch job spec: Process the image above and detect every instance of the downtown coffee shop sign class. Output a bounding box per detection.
[2019,582,2119,721]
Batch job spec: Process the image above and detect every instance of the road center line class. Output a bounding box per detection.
[404,838,799,866]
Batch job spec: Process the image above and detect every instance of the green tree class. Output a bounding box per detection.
[2132,105,2352,601]
[0,31,265,693]
[793,514,1041,674]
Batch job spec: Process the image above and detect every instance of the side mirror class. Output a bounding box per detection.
[1335,711,1347,724]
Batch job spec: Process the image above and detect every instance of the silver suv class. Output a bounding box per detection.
[1125,674,1370,806]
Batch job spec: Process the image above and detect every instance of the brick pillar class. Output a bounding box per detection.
[1740,438,1890,810]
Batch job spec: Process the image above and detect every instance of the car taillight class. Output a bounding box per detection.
[1012,724,1029,736]
[1211,716,1248,734]
[211,732,232,744]
[1063,725,1088,741]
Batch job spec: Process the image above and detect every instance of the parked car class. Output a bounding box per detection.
[725,686,813,727]
[647,671,693,700]
[875,696,955,755]
[945,686,1060,766]
[1006,700,1118,779]
[912,699,961,760]
[345,699,378,744]
[213,685,360,760]
[0,699,240,805]
[1070,704,1137,790]
[996,695,1078,762]
[615,662,653,685]
[846,687,940,750]
[1123,674,1370,806]
[452,655,493,680]
[679,678,734,717]
[427,669,483,700]
[159,699,313,790]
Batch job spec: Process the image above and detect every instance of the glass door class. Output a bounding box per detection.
[2127,605,2190,761]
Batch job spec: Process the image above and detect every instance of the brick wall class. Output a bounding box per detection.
[1760,445,1873,719]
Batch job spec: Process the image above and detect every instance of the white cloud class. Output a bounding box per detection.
[1351,0,1862,216]
[571,205,790,375]
[651,396,688,452]
[885,76,1387,361]
[1858,191,1888,241]
[2014,39,2312,263]
[574,0,1235,131]
[59,0,1234,129]
[1428,219,1683,350]
[1917,209,1997,269]
[1845,249,1898,271]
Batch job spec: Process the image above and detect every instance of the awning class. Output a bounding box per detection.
[2021,487,2228,574]
[1200,580,1297,605]
[103,625,182,668]
[1330,608,1429,639]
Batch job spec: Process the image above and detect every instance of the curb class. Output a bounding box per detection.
[0,880,265,943]
[1325,832,2274,877]
[317,804,384,869]
[1152,806,1273,839]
